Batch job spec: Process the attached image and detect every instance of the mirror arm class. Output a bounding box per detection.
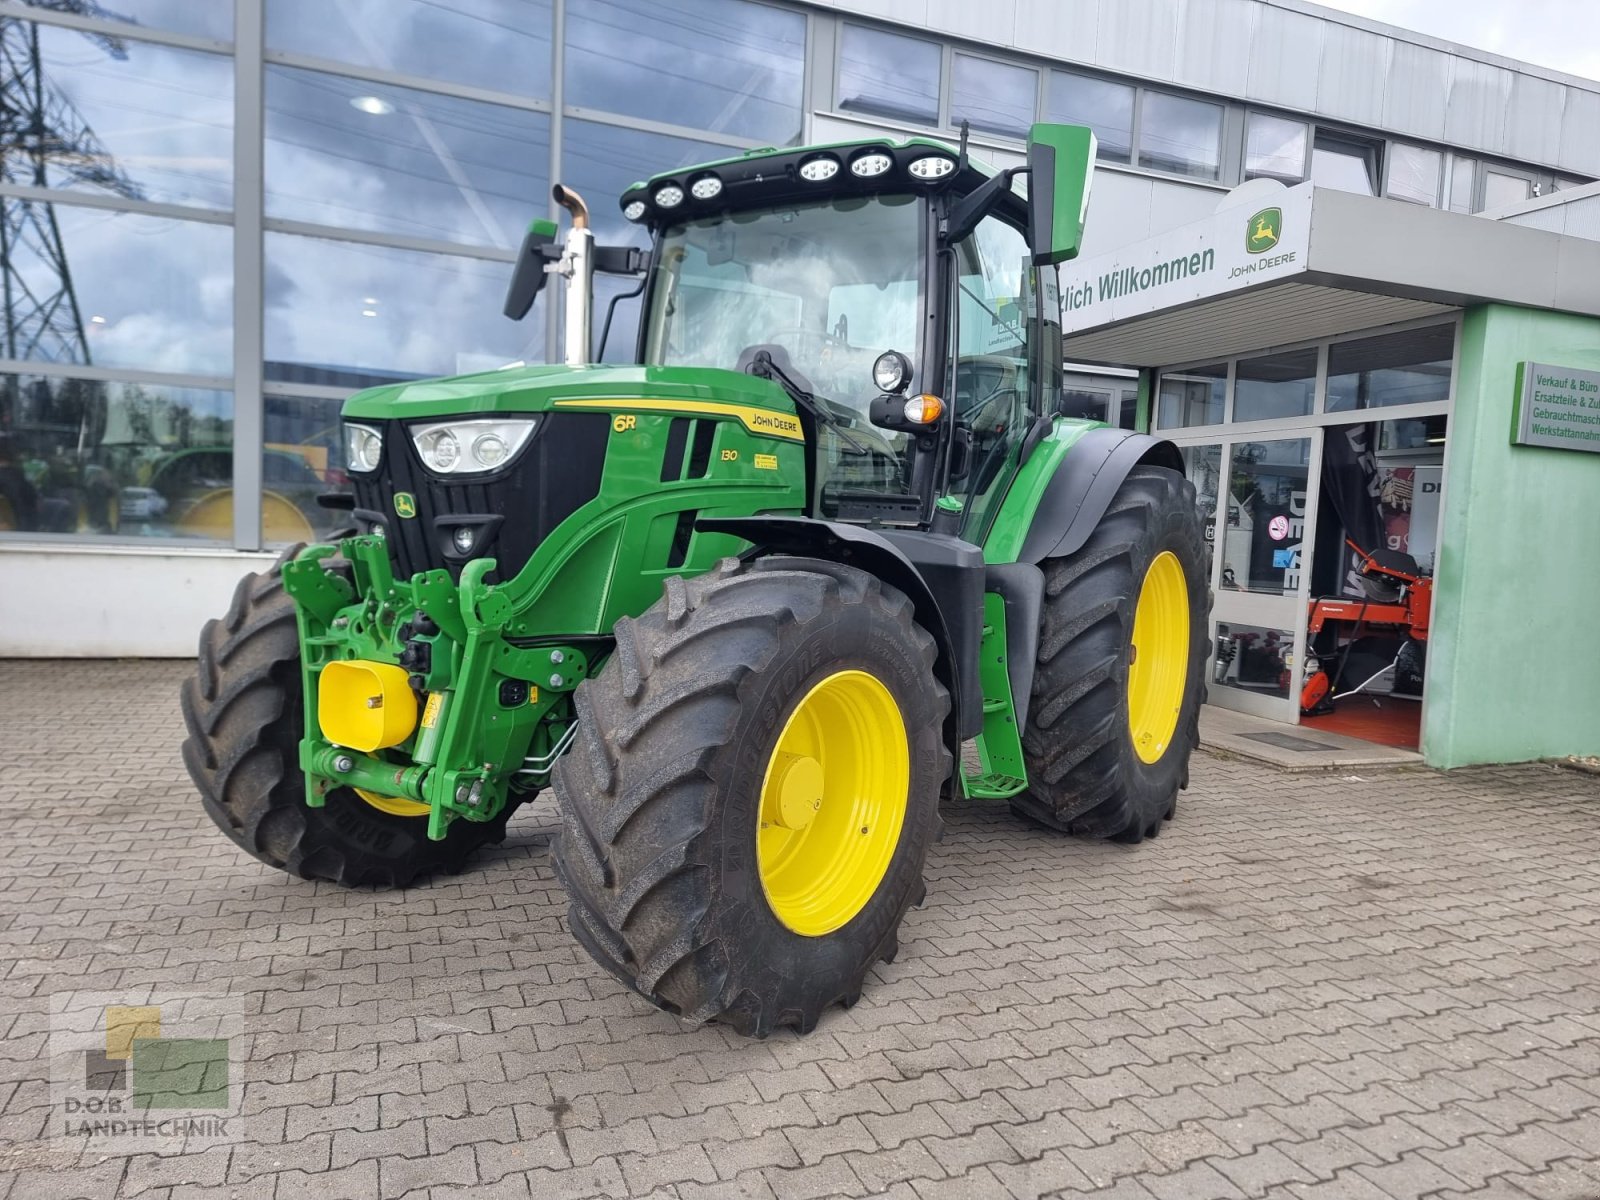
[942,166,1025,245]
[592,245,650,276]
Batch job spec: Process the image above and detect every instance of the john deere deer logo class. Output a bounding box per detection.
[1246,207,1282,254]
[392,492,417,519]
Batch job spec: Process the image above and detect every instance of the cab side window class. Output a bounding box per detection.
[951,215,1036,536]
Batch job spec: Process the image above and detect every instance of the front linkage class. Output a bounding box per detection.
[281,534,592,841]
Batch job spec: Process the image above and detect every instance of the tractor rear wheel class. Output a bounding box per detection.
[180,550,514,886]
[553,557,949,1036]
[1014,465,1209,842]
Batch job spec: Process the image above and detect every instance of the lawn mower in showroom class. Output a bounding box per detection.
[1300,539,1431,715]
[182,124,1209,1036]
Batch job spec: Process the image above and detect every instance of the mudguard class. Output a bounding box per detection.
[1016,426,1182,564]
[695,516,985,750]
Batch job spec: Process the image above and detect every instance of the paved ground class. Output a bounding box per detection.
[3,660,1600,1200]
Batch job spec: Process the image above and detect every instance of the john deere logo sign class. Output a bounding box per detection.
[392,492,417,519]
[1246,207,1282,254]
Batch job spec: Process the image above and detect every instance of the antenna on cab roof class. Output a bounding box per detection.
[957,119,971,172]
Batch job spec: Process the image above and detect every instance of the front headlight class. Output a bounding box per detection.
[345,423,383,472]
[410,417,537,475]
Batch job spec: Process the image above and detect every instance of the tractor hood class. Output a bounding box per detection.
[341,362,794,424]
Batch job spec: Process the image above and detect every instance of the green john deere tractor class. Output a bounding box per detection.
[182,123,1209,1036]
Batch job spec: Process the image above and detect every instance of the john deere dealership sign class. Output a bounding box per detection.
[1062,185,1312,331]
[1512,363,1600,453]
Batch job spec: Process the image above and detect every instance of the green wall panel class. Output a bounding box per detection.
[1426,304,1600,768]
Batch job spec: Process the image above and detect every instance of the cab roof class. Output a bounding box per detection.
[618,135,1022,231]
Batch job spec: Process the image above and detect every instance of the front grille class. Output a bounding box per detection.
[351,412,610,583]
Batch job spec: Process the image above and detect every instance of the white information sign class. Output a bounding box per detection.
[1060,184,1314,332]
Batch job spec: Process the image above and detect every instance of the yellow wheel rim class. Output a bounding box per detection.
[756,669,910,937]
[354,788,430,818]
[1128,550,1190,765]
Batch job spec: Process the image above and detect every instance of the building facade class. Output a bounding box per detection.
[3,0,1598,699]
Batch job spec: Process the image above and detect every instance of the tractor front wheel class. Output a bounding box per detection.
[552,557,949,1036]
[1014,465,1209,842]
[180,553,515,887]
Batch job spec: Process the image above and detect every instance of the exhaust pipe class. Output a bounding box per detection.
[553,185,593,367]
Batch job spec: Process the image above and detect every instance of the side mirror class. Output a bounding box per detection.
[503,217,559,320]
[1025,123,1096,266]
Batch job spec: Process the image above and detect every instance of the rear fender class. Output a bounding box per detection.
[694,516,984,762]
[1014,426,1182,564]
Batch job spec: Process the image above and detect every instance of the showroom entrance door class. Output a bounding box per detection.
[1180,432,1324,722]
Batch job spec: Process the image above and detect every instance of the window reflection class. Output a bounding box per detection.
[1213,622,1294,699]
[1181,443,1222,581]
[566,0,804,145]
[21,0,233,40]
[5,22,232,209]
[1326,325,1453,412]
[1157,363,1225,428]
[266,0,553,99]
[1221,438,1310,596]
[265,65,547,248]
[1245,113,1306,183]
[1048,72,1133,164]
[1386,144,1441,206]
[264,233,541,384]
[560,119,739,246]
[1233,348,1316,423]
[0,373,233,541]
[837,25,941,125]
[1483,170,1532,210]
[951,54,1037,139]
[1138,92,1222,180]
[1311,133,1378,196]
[4,206,231,375]
[264,393,358,542]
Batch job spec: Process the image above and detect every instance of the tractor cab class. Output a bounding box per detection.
[505,128,1094,537]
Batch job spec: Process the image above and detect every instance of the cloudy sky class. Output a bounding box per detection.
[1317,0,1600,83]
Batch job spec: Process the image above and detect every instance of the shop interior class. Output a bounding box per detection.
[1162,322,1453,751]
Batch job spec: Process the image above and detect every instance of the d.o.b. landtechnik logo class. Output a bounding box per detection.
[50,992,244,1151]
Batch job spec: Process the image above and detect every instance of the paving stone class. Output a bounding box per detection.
[10,662,1600,1200]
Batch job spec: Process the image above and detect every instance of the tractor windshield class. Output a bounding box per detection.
[644,194,923,515]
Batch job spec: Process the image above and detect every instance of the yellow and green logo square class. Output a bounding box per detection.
[86,1004,229,1109]
[1246,207,1283,254]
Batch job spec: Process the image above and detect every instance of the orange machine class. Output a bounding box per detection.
[1300,540,1431,714]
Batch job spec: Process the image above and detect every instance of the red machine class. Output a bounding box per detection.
[1300,540,1431,714]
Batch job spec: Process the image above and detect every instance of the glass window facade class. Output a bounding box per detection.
[266,0,554,98]
[265,65,549,247]
[1311,133,1379,195]
[837,25,941,125]
[1483,169,1532,210]
[21,0,233,40]
[1233,349,1317,423]
[1245,113,1307,183]
[5,207,233,376]
[11,25,234,209]
[951,54,1037,139]
[1387,144,1442,205]
[566,0,805,145]
[1138,92,1223,180]
[0,1,1575,557]
[0,372,233,541]
[1326,325,1454,412]
[264,233,541,384]
[1158,364,1226,428]
[1048,72,1133,165]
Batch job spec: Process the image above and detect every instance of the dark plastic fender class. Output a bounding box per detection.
[1018,427,1183,564]
[695,516,985,750]
[983,561,1044,730]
